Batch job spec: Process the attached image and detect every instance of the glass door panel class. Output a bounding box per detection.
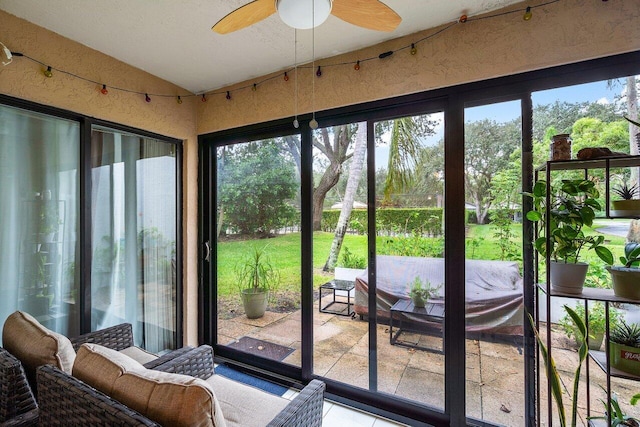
[91,126,177,352]
[463,100,525,424]
[374,112,446,409]
[0,105,80,336]
[216,137,301,366]
[312,122,369,386]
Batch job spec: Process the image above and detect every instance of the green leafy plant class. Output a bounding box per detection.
[610,321,640,348]
[528,305,587,427]
[409,277,442,307]
[613,182,639,201]
[589,392,640,427]
[338,246,366,269]
[235,246,280,294]
[559,302,620,347]
[620,243,640,268]
[525,178,614,264]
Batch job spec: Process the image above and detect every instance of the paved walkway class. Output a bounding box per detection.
[594,219,631,238]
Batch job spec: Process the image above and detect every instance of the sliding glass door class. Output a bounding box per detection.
[0,104,80,336]
[91,125,179,352]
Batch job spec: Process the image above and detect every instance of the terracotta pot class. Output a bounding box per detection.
[608,266,640,300]
[550,261,588,294]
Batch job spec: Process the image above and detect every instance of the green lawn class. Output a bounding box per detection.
[216,224,629,297]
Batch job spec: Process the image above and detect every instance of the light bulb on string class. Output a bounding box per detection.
[410,44,417,55]
[284,72,289,81]
[309,118,318,130]
[252,83,257,92]
[100,84,108,95]
[316,66,322,77]
[145,93,151,103]
[226,91,231,100]
[43,66,53,78]
[354,60,360,71]
[177,96,183,104]
[201,94,207,102]
[459,14,468,23]
[523,6,532,21]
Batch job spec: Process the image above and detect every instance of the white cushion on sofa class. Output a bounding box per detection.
[205,374,288,427]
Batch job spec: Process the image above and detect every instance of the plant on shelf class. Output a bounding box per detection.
[589,391,640,427]
[236,246,280,319]
[528,305,587,427]
[559,302,621,350]
[525,178,614,294]
[409,277,441,308]
[602,242,640,300]
[612,181,640,216]
[609,321,640,376]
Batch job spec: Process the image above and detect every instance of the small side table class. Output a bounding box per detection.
[319,280,355,317]
[390,299,444,353]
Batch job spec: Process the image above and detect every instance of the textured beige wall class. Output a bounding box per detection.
[197,0,640,134]
[0,10,199,346]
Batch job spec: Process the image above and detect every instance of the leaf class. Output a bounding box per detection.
[527,211,542,221]
[528,313,566,427]
[595,246,614,265]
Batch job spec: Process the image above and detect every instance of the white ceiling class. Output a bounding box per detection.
[0,0,522,94]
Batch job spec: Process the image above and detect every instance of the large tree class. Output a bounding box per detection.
[324,123,367,271]
[217,141,297,236]
[464,118,521,224]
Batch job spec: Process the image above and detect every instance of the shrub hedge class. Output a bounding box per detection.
[321,208,444,236]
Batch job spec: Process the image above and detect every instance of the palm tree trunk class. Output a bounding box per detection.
[626,76,640,243]
[323,123,367,271]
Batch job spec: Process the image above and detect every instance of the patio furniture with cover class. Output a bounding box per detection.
[37,343,326,427]
[354,255,524,337]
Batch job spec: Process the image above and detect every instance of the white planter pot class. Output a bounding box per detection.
[611,199,640,218]
[549,261,588,295]
[607,266,640,300]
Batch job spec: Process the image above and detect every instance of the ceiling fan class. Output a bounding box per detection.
[212,0,402,34]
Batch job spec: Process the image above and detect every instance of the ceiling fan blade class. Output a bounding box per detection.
[212,0,277,34]
[331,0,401,32]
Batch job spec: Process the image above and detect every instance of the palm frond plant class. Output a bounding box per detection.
[589,392,640,427]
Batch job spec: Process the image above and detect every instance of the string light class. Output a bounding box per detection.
[309,2,318,130]
[177,96,183,104]
[100,84,108,95]
[201,94,207,102]
[252,83,257,91]
[293,29,299,129]
[8,1,561,103]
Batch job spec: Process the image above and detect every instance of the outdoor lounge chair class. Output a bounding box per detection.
[36,344,326,427]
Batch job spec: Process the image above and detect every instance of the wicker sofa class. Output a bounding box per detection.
[36,344,326,427]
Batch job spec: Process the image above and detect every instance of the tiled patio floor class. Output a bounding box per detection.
[219,301,640,426]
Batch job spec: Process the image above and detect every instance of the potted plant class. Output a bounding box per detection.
[559,302,621,350]
[609,321,640,376]
[335,246,366,282]
[525,179,614,294]
[236,246,279,319]
[589,392,640,427]
[611,181,640,217]
[602,242,640,300]
[409,277,441,308]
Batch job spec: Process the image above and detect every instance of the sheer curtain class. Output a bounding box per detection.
[91,126,176,352]
[0,104,79,337]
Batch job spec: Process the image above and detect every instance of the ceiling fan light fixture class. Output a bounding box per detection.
[277,0,331,30]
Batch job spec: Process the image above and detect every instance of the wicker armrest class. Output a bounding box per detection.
[0,348,38,426]
[142,346,194,370]
[36,365,159,426]
[70,323,134,352]
[267,379,325,427]
[150,345,214,380]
